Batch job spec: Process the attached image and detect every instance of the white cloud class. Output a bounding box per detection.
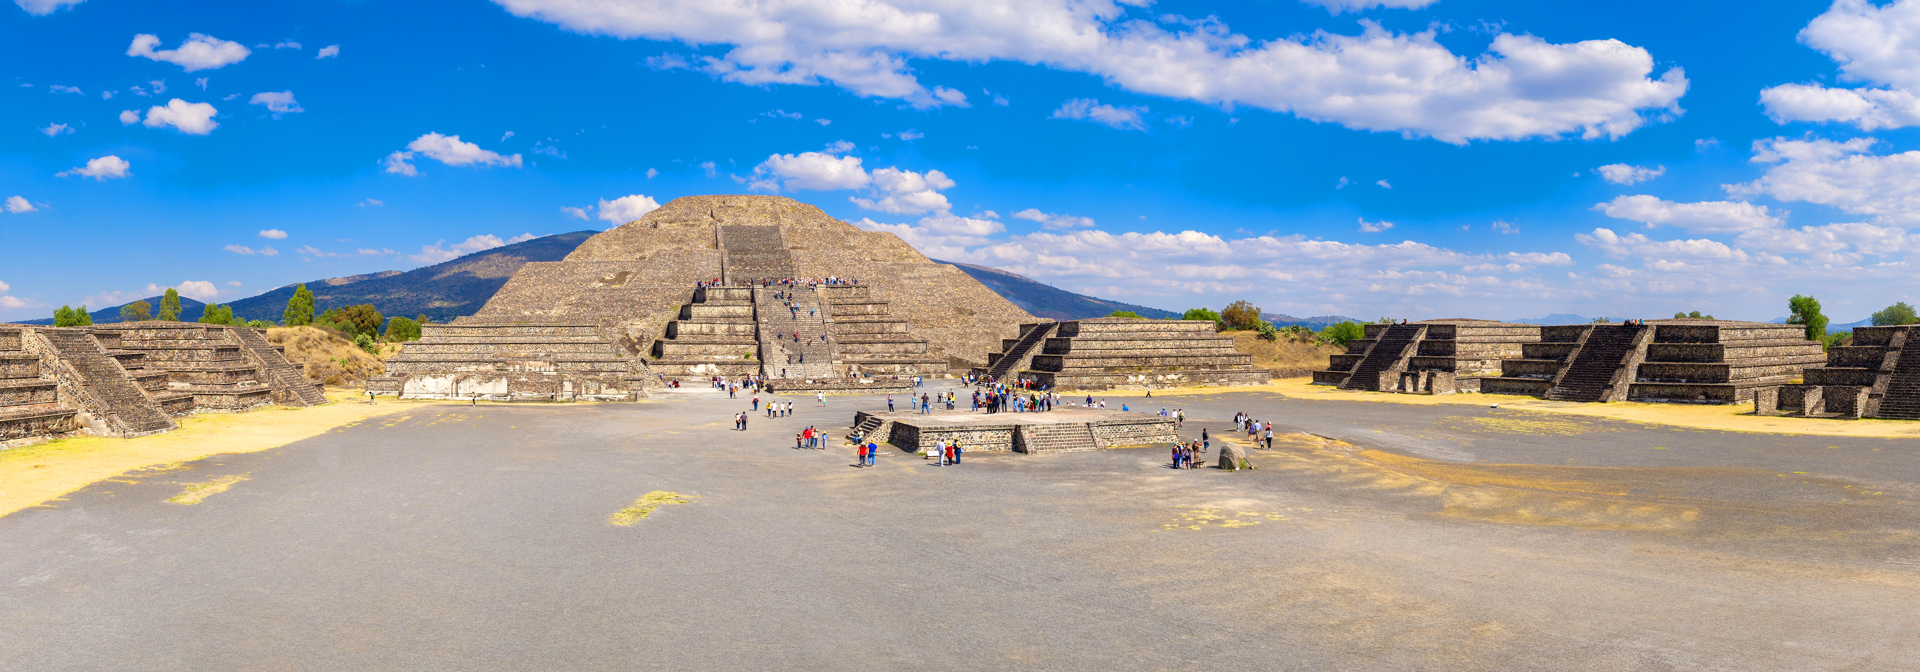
[223,244,280,256]
[645,167,659,178]
[1727,136,1920,221]
[141,99,219,134]
[4,196,38,213]
[357,198,383,207]
[1576,228,1744,261]
[597,194,661,223]
[1593,195,1784,234]
[381,151,417,176]
[408,234,516,264]
[1051,98,1147,131]
[501,130,515,141]
[561,206,589,220]
[127,33,251,71]
[495,0,1687,143]
[39,123,72,137]
[1012,208,1096,229]
[49,84,81,94]
[851,167,953,214]
[316,45,340,59]
[274,40,302,50]
[227,281,242,287]
[385,133,523,173]
[1490,220,1518,234]
[1376,180,1392,189]
[174,280,219,301]
[752,151,871,191]
[150,79,167,94]
[195,78,207,90]
[259,229,288,239]
[895,129,924,141]
[57,155,130,180]
[814,118,831,125]
[1506,251,1574,266]
[1358,218,1394,232]
[101,90,115,99]
[1300,0,1438,11]
[1596,163,1665,185]
[15,0,86,15]
[699,161,717,177]
[118,109,139,125]
[1761,0,1920,130]
[249,90,304,117]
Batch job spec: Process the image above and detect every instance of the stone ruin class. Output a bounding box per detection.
[0,323,326,445]
[378,195,1033,398]
[1314,320,1540,393]
[977,318,1272,390]
[1475,319,1823,403]
[850,407,1177,454]
[1772,325,1920,419]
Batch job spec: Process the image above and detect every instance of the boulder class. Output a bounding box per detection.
[1218,440,1247,470]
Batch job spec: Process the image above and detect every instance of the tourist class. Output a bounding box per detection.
[857,442,867,467]
[887,394,895,412]
[1264,426,1274,450]
[920,394,930,414]
[953,441,963,464]
[1170,444,1181,469]
[817,391,826,406]
[752,395,760,411]
[795,432,804,450]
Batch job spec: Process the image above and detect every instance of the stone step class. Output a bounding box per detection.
[0,403,80,442]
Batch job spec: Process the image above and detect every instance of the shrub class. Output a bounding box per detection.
[1674,310,1714,319]
[1183,307,1220,323]
[1220,300,1263,331]
[120,300,152,322]
[1872,301,1918,326]
[1108,310,1143,319]
[199,303,237,326]
[1788,294,1827,341]
[384,316,422,342]
[52,305,87,327]
[353,333,378,355]
[246,320,275,329]
[1320,321,1365,347]
[1256,321,1279,342]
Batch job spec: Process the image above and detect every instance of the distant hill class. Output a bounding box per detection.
[936,260,1181,320]
[1508,313,1593,325]
[20,296,212,325]
[1268,314,1362,329]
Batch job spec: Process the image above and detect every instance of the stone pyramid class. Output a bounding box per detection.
[381,195,1033,397]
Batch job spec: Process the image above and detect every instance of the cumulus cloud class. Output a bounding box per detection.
[1593,195,1784,234]
[141,99,219,134]
[15,0,86,15]
[57,155,130,180]
[1726,136,1920,221]
[118,109,139,124]
[748,148,956,215]
[852,167,954,214]
[1596,163,1665,185]
[274,40,302,50]
[752,151,871,191]
[1358,218,1394,232]
[561,206,589,220]
[1376,180,1393,189]
[1051,98,1147,131]
[357,198,382,207]
[173,280,219,301]
[48,84,81,95]
[39,123,72,137]
[249,90,304,117]
[1761,0,1920,130]
[383,133,522,175]
[259,229,288,239]
[316,45,340,59]
[407,234,528,264]
[4,196,38,213]
[494,0,1687,142]
[127,33,251,71]
[597,194,661,223]
[1013,209,1097,229]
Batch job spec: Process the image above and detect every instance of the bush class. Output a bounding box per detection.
[199,303,237,326]
[1220,300,1263,331]
[1320,321,1365,347]
[246,320,275,329]
[1788,294,1827,341]
[1674,310,1714,319]
[53,305,92,327]
[120,300,152,322]
[384,316,422,342]
[1872,301,1918,326]
[1108,310,1143,319]
[1256,321,1279,342]
[1823,331,1852,351]
[353,333,378,355]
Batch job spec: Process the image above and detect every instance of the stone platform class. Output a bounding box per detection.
[849,407,1177,454]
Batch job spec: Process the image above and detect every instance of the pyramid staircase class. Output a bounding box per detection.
[1784,325,1920,418]
[231,326,327,406]
[387,320,650,399]
[1025,318,1270,390]
[1544,324,1646,402]
[719,224,796,284]
[817,284,944,376]
[759,285,838,380]
[1339,324,1426,391]
[1014,422,1100,454]
[38,328,176,437]
[1876,336,1920,419]
[95,323,273,413]
[0,326,81,443]
[977,322,1057,381]
[651,285,762,379]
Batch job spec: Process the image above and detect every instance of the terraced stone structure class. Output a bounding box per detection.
[382,195,1028,397]
[1483,319,1823,403]
[1775,325,1920,419]
[980,317,1271,390]
[0,324,323,446]
[1313,320,1541,393]
[849,407,1177,454]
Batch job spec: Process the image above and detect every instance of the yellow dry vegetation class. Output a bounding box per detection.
[265,326,397,386]
[609,491,696,525]
[166,474,249,505]
[0,390,423,517]
[1226,330,1342,374]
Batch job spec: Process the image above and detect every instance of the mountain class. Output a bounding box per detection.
[20,296,212,325]
[936,260,1181,320]
[1509,314,1593,325]
[1268,314,1363,329]
[1770,316,1873,330]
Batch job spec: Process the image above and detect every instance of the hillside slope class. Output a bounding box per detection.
[936,260,1180,320]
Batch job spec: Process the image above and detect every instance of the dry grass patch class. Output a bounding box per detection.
[166,474,249,505]
[266,326,394,386]
[609,491,696,525]
[1227,331,1342,374]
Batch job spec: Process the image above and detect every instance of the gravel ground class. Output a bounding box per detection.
[2,382,1915,671]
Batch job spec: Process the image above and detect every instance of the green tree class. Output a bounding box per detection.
[198,303,236,325]
[353,333,379,355]
[52,306,80,327]
[120,300,151,322]
[75,304,92,325]
[246,320,275,329]
[335,304,385,336]
[1788,294,1828,341]
[1320,321,1365,347]
[156,288,182,321]
[1182,307,1220,324]
[1591,316,1611,323]
[284,283,315,326]
[1107,310,1143,319]
[1220,300,1264,331]
[1872,301,1919,326]
[383,316,422,342]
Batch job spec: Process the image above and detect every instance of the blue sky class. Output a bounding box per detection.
[3,0,1918,323]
